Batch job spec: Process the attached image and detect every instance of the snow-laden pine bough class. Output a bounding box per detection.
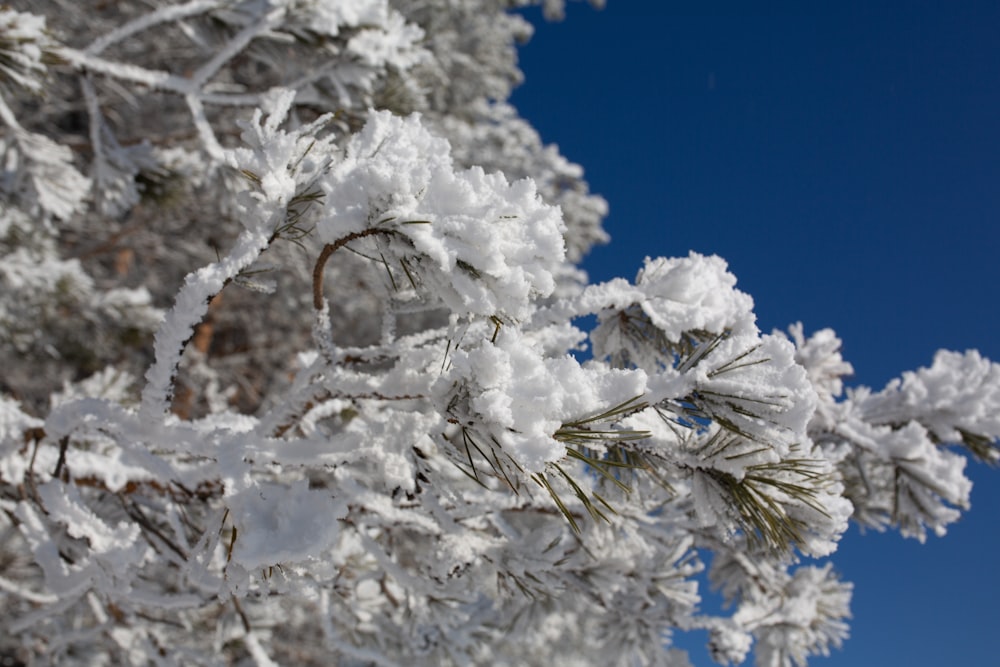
[1,3,998,666]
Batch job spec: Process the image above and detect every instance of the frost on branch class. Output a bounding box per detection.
[591,252,756,370]
[0,8,58,93]
[432,100,610,266]
[782,323,855,432]
[579,253,852,556]
[436,327,647,472]
[225,480,347,572]
[0,12,88,220]
[709,556,853,667]
[0,2,999,666]
[319,109,566,320]
[857,349,1000,462]
[629,253,757,342]
[142,90,333,420]
[228,88,339,229]
[0,128,90,221]
[0,206,161,408]
[787,329,1000,541]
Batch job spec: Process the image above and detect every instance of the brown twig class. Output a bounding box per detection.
[53,436,70,479]
[232,595,252,633]
[312,228,397,310]
[119,495,189,561]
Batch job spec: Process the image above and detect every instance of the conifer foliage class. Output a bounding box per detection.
[1,2,997,665]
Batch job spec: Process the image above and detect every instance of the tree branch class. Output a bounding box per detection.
[312,228,397,310]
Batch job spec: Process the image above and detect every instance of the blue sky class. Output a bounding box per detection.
[511,2,1000,665]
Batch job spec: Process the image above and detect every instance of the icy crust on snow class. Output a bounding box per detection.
[320,110,451,237]
[633,421,851,558]
[1,3,996,660]
[3,375,154,492]
[686,451,851,558]
[753,567,853,667]
[436,329,647,472]
[319,110,567,320]
[37,481,142,561]
[777,329,991,540]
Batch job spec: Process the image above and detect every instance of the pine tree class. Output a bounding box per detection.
[1,2,996,665]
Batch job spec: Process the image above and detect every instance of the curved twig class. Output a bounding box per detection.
[312,228,397,310]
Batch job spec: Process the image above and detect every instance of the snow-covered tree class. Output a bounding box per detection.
[0,2,997,665]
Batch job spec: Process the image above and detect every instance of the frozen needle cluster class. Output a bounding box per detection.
[0,2,997,666]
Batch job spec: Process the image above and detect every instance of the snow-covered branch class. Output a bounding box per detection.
[0,2,996,666]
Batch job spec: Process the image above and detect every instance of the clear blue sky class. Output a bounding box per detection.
[510,2,1000,665]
